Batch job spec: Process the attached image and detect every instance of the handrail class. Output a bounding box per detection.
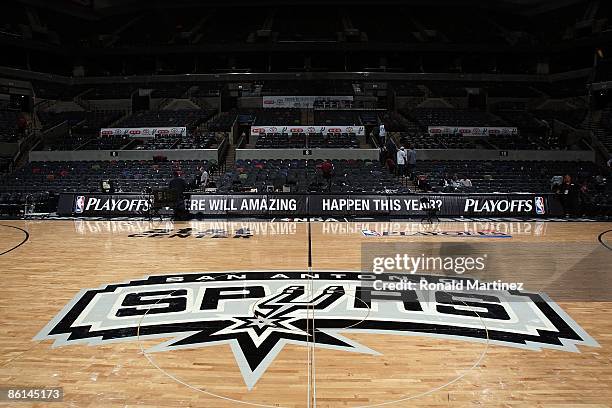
[0,65,593,86]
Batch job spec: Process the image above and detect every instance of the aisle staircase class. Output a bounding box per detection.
[301,109,310,125]
[223,146,236,170]
[582,110,611,158]
[226,146,236,167]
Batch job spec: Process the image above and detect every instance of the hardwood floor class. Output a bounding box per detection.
[0,220,610,407]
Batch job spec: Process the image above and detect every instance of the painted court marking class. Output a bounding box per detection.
[134,273,491,407]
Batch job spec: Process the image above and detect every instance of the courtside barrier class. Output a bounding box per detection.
[58,192,563,217]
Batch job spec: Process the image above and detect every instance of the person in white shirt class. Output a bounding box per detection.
[379,123,386,146]
[200,167,209,188]
[396,146,407,177]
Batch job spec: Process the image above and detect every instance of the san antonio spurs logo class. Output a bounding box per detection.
[36,271,599,389]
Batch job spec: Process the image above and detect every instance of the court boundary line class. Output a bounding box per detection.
[0,224,30,256]
[597,230,612,251]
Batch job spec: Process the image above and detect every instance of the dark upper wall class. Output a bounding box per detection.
[1,0,609,76]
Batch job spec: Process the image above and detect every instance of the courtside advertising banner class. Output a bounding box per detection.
[308,194,556,216]
[99,127,187,138]
[187,195,309,216]
[262,96,353,109]
[251,125,365,136]
[59,193,562,217]
[67,194,151,215]
[427,126,518,136]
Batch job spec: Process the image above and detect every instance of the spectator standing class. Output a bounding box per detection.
[560,175,580,216]
[385,157,396,175]
[378,123,386,146]
[379,146,386,164]
[386,139,397,162]
[407,145,417,180]
[320,160,334,191]
[396,147,407,177]
[200,167,209,189]
[16,115,28,140]
[169,171,188,219]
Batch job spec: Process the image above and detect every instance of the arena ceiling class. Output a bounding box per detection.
[17,0,590,17]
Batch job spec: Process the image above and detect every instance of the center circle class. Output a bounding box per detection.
[135,271,490,407]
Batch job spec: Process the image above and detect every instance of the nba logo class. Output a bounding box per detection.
[74,196,85,214]
[534,196,545,215]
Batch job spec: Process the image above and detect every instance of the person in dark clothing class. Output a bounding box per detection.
[559,175,580,216]
[385,139,397,166]
[406,145,417,181]
[169,170,187,195]
[385,157,396,175]
[168,171,188,219]
[16,115,28,140]
[320,160,334,192]
[417,175,431,192]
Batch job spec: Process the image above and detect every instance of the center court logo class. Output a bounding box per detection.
[36,271,598,389]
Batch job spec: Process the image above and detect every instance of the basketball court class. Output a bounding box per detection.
[0,219,611,407]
